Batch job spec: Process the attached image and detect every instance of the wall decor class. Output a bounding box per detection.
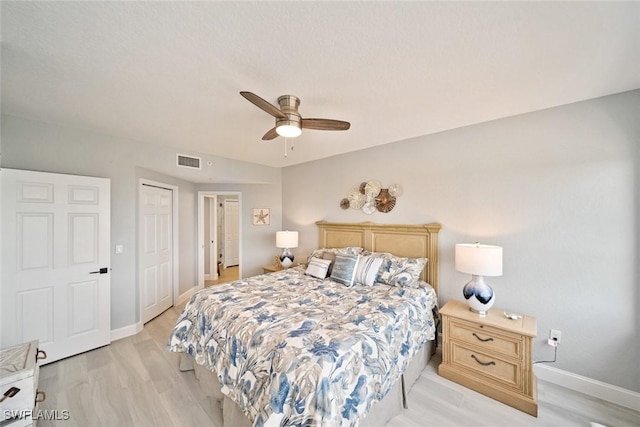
[340,181,402,214]
[252,208,270,225]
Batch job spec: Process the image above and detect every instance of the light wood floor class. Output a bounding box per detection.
[38,303,640,427]
[205,265,239,287]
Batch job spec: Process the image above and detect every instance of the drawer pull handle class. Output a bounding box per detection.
[472,333,494,342]
[36,349,47,361]
[35,390,46,403]
[471,354,496,367]
[0,387,20,403]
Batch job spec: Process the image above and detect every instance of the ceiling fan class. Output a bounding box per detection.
[240,91,350,140]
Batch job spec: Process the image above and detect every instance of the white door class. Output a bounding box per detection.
[208,197,218,280]
[140,184,173,324]
[224,199,239,267]
[1,169,111,364]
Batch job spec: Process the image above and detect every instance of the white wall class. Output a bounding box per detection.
[282,90,640,393]
[1,115,282,329]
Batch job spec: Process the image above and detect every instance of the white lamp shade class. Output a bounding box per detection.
[455,243,503,276]
[276,231,298,249]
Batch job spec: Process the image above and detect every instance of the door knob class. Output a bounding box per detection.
[89,267,109,274]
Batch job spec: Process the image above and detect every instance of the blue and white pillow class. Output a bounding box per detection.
[375,255,428,288]
[307,247,363,264]
[354,255,384,286]
[329,254,360,287]
[305,257,332,279]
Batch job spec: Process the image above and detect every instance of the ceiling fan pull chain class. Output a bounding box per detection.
[284,138,288,157]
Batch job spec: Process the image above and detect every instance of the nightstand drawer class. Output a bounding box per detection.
[449,318,523,359]
[451,342,522,389]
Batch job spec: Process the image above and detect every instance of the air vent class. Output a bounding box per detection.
[177,154,201,169]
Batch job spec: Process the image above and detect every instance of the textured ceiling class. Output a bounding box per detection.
[2,2,639,168]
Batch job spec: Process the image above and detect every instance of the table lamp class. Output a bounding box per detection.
[276,231,298,268]
[455,243,503,315]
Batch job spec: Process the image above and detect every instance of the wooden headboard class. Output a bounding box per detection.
[316,221,442,295]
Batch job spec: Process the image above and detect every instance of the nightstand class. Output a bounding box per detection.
[1,340,47,426]
[263,264,282,274]
[438,300,538,416]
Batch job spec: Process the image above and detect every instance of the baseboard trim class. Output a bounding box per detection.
[110,287,199,342]
[111,322,143,342]
[534,364,640,412]
[177,286,198,306]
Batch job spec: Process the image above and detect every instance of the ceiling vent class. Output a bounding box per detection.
[176,154,201,169]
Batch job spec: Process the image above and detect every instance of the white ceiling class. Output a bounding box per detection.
[2,1,639,168]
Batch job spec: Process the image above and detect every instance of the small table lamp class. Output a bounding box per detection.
[276,231,298,268]
[455,243,503,315]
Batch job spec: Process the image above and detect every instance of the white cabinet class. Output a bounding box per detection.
[1,340,46,426]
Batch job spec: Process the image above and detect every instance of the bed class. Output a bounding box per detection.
[167,221,441,426]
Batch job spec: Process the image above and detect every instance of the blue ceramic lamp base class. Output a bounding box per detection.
[462,274,495,315]
[280,248,294,269]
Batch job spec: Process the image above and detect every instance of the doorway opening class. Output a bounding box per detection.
[198,191,241,288]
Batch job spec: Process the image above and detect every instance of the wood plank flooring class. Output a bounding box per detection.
[37,303,640,426]
[205,266,239,287]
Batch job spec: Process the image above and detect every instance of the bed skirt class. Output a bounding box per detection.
[178,340,435,427]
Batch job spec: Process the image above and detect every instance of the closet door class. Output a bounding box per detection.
[224,199,239,267]
[140,184,173,324]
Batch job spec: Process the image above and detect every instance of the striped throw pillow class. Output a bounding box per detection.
[305,257,332,279]
[354,255,384,286]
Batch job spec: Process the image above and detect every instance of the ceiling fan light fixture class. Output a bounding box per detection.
[276,123,302,138]
[240,92,350,141]
[276,112,302,138]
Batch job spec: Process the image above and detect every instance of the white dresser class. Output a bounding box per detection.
[0,341,46,426]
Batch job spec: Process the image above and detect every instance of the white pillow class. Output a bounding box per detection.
[329,254,360,287]
[354,255,383,286]
[305,257,332,279]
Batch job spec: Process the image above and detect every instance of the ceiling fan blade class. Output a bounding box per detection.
[262,127,279,140]
[240,91,286,119]
[301,118,351,131]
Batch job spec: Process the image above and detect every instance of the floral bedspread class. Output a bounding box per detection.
[166,266,437,426]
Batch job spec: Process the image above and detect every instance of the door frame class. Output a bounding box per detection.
[204,195,218,281]
[138,179,179,322]
[197,191,242,289]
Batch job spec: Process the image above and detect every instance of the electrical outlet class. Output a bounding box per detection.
[549,329,561,344]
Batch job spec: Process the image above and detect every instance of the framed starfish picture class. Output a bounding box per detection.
[252,208,270,226]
